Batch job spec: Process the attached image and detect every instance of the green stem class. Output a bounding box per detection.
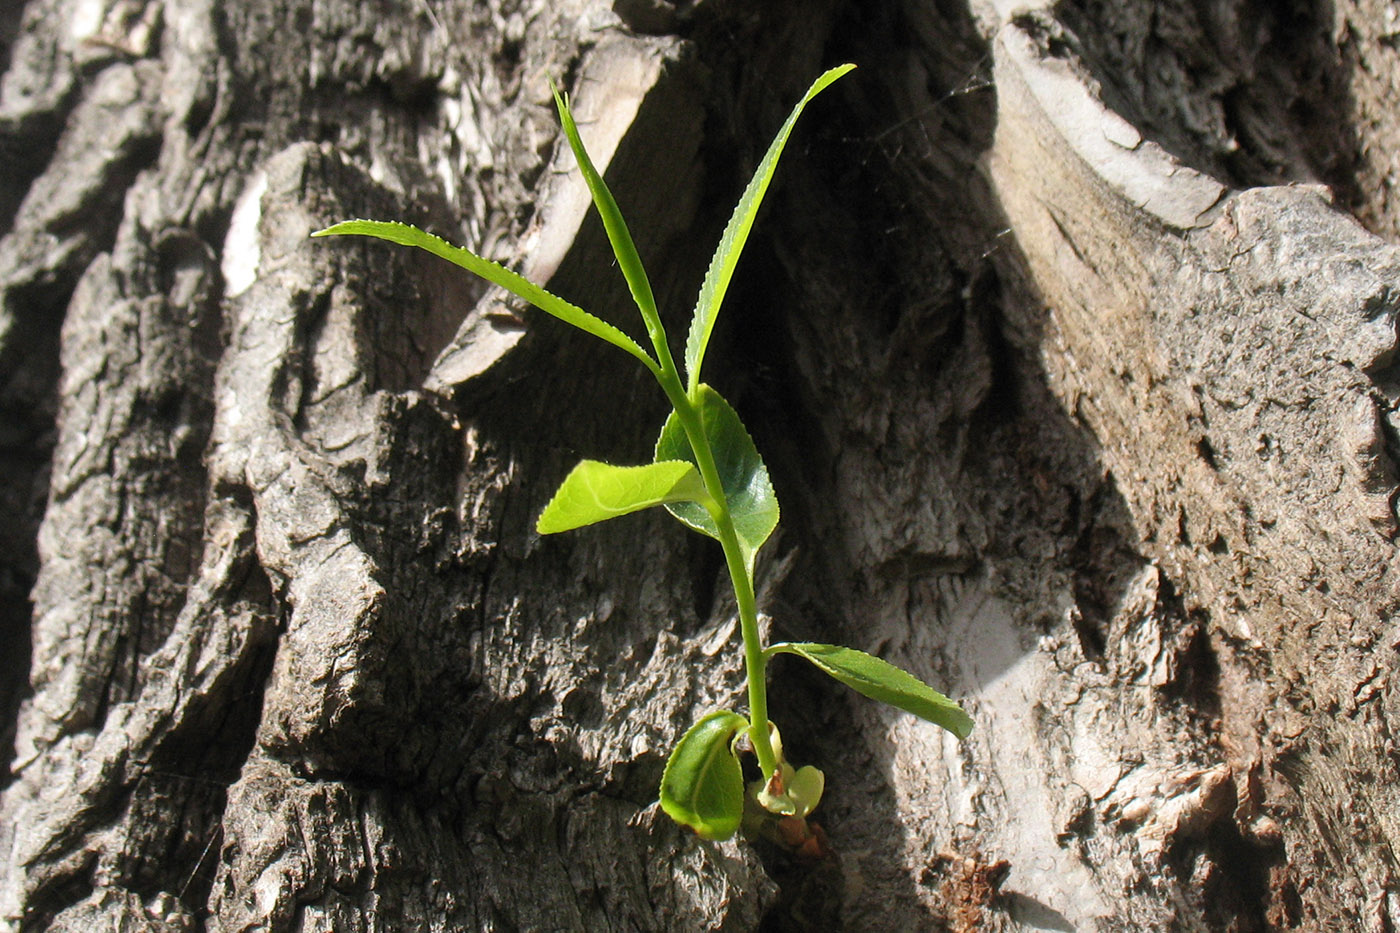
[652,370,777,780]
[718,520,775,779]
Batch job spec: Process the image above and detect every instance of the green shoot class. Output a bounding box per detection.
[313,63,972,847]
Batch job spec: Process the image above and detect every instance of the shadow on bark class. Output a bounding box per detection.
[688,3,1173,928]
[1054,0,1367,226]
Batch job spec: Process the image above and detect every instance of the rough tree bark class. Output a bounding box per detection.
[3,0,1399,930]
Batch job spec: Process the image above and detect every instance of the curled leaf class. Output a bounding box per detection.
[787,765,825,819]
[550,81,662,337]
[660,710,748,841]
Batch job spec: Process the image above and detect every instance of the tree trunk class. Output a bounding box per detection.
[3,0,1398,930]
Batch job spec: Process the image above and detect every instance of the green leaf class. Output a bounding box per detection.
[550,82,665,350]
[788,765,825,818]
[684,63,855,392]
[766,643,973,739]
[659,710,749,841]
[754,762,825,818]
[311,220,657,372]
[536,460,710,534]
[654,384,779,572]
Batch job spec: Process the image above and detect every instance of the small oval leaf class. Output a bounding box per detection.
[659,710,749,841]
[654,384,779,571]
[788,765,825,819]
[536,460,708,534]
[767,643,973,739]
[753,761,827,818]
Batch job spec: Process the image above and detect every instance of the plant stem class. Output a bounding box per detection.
[647,322,779,778]
[717,524,777,779]
[659,383,778,780]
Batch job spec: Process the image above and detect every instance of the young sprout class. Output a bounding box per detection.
[314,64,972,844]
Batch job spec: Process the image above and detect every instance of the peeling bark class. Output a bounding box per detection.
[3,1,1400,931]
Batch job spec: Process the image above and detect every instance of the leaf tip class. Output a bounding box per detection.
[548,76,573,124]
[947,711,975,741]
[535,492,570,536]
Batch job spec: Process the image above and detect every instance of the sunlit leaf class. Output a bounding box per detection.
[551,82,664,344]
[536,460,709,534]
[766,642,973,739]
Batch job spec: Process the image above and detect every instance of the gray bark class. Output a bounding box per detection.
[2,0,1399,930]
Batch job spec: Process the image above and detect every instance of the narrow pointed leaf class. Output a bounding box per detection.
[536,460,709,534]
[684,63,855,391]
[766,642,973,739]
[659,710,748,841]
[312,220,656,371]
[551,83,664,346]
[654,384,778,571]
